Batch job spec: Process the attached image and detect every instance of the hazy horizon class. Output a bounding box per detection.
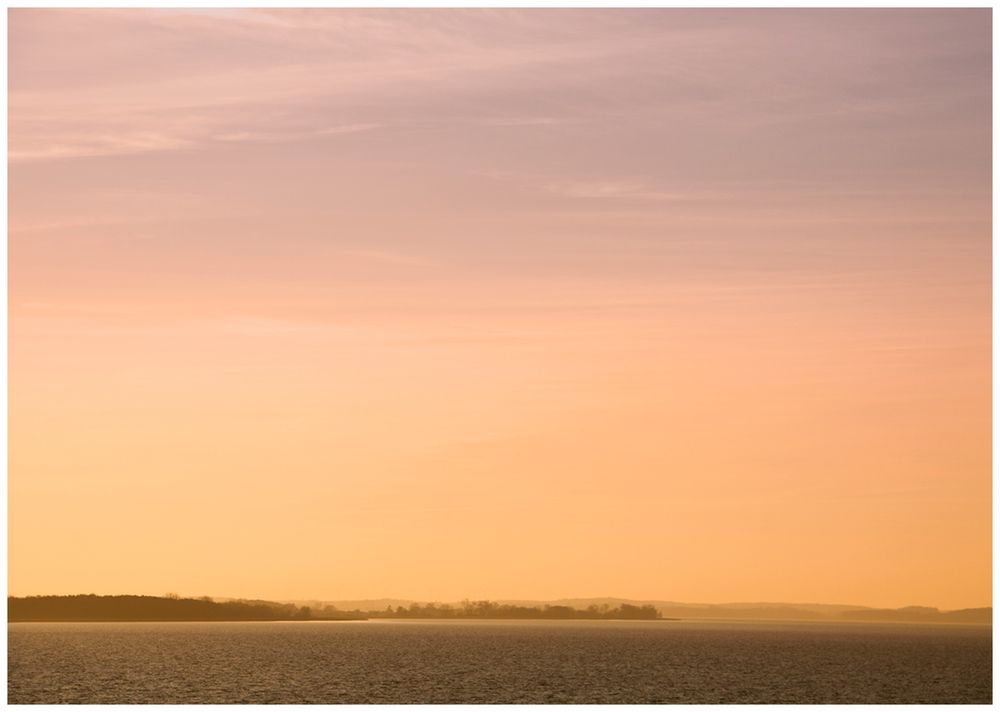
[8,590,991,614]
[7,590,993,617]
[9,9,991,611]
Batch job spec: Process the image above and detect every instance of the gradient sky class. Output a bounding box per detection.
[9,9,991,609]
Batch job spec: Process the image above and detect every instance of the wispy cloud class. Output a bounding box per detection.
[338,248,438,268]
[9,132,193,163]
[210,122,382,146]
[476,170,727,203]
[10,9,657,162]
[542,180,711,202]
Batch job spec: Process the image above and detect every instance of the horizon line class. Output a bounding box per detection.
[8,592,992,613]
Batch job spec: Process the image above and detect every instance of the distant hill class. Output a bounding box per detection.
[841,606,992,624]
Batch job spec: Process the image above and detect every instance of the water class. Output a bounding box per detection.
[8,619,991,704]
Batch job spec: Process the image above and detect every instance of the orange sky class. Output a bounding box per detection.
[8,9,991,610]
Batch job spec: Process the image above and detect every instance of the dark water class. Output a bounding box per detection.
[8,619,992,704]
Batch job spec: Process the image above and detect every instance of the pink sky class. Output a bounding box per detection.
[9,9,991,609]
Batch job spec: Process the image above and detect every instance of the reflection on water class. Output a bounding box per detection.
[8,619,992,703]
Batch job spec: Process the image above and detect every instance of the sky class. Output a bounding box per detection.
[8,9,991,610]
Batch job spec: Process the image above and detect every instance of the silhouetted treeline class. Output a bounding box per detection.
[361,600,663,620]
[8,595,365,622]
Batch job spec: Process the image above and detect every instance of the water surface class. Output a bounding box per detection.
[8,619,991,703]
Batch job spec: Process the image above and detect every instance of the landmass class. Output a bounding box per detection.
[9,595,990,625]
[8,595,662,622]
[7,595,365,622]
[296,597,992,625]
[364,601,664,619]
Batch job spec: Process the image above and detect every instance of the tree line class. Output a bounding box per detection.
[7,595,361,621]
[9,595,663,621]
[362,600,662,620]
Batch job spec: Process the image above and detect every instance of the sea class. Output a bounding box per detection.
[7,619,992,704]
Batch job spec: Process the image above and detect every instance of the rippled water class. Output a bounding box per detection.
[8,619,991,703]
